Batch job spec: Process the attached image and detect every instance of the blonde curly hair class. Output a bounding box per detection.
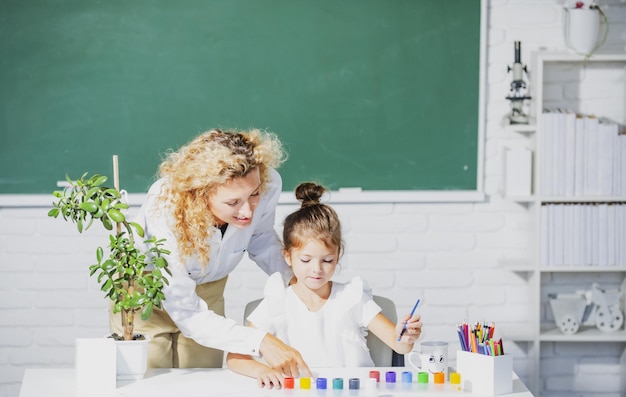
[157,128,285,264]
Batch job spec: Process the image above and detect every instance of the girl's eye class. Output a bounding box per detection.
[227,201,239,207]
[251,191,260,197]
[323,259,334,263]
[300,258,311,263]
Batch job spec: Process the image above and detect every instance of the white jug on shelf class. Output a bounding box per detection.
[563,7,608,56]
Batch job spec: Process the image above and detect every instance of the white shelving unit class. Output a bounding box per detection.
[507,51,626,396]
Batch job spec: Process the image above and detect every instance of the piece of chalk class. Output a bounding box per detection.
[338,187,363,193]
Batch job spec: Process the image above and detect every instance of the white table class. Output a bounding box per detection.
[19,367,534,397]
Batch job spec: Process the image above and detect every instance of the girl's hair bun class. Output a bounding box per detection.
[294,182,327,208]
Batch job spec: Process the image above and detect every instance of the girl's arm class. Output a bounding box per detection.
[226,351,285,389]
[367,312,423,354]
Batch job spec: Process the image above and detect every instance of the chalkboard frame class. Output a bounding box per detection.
[0,1,487,203]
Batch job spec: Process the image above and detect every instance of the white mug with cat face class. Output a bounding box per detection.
[407,341,448,377]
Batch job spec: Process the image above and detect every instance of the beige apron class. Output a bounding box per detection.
[109,276,228,368]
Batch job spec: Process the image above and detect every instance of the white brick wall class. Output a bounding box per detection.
[1,1,625,397]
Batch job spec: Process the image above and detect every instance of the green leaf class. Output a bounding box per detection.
[102,259,117,272]
[47,208,60,218]
[96,247,104,263]
[101,216,113,230]
[93,207,104,218]
[102,279,112,292]
[104,188,120,197]
[155,257,167,269]
[86,186,99,198]
[130,222,145,237]
[107,208,125,223]
[101,198,111,210]
[141,302,153,321]
[79,202,99,213]
[93,175,108,186]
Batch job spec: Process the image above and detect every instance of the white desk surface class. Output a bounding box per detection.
[19,367,534,397]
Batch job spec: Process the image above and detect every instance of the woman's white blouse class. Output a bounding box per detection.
[133,168,291,356]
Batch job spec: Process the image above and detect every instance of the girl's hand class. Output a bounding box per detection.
[256,368,285,389]
[397,313,423,344]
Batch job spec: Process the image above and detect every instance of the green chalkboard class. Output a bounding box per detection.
[0,0,482,194]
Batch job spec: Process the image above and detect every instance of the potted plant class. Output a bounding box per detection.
[47,157,171,379]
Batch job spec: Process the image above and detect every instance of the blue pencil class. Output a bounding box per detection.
[397,299,420,341]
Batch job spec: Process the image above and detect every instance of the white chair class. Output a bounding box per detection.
[243,295,404,367]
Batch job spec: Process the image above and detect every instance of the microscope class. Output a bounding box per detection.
[505,41,532,124]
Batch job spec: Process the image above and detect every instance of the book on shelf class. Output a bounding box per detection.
[564,113,576,196]
[540,203,625,267]
[539,111,624,197]
[574,116,585,196]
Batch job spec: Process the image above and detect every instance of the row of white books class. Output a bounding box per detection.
[539,112,625,197]
[540,203,626,266]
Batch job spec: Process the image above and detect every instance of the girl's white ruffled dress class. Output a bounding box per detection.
[248,272,382,367]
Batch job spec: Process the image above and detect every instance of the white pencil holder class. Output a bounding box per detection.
[456,350,513,396]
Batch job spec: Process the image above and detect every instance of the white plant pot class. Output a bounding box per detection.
[115,336,150,381]
[75,338,117,391]
[563,8,603,55]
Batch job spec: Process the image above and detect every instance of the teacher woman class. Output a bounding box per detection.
[110,128,311,378]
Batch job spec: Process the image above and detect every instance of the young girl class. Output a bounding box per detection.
[226,182,423,388]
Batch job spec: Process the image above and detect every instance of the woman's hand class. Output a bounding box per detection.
[259,333,312,378]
